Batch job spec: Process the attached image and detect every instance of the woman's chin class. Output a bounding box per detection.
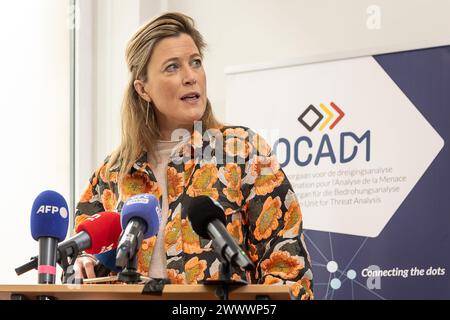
[180,106,206,122]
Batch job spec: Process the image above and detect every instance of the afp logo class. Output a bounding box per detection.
[36,205,68,219]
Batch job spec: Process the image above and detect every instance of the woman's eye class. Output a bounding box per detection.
[192,59,202,68]
[166,63,179,72]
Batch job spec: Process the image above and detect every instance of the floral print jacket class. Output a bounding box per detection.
[75,125,313,300]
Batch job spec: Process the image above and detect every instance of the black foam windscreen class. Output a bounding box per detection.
[186,196,226,239]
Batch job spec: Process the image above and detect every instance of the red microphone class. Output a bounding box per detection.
[15,211,122,277]
[74,212,122,254]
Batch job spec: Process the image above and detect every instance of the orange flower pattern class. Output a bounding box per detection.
[99,165,112,183]
[251,155,285,196]
[167,269,185,284]
[278,201,302,237]
[263,275,283,285]
[261,251,304,280]
[222,163,244,205]
[75,126,313,299]
[225,137,252,159]
[187,163,219,200]
[227,219,244,244]
[109,172,118,183]
[137,236,156,274]
[254,196,282,241]
[185,257,207,284]
[164,213,182,253]
[119,170,161,202]
[79,184,93,203]
[247,242,259,263]
[101,189,117,212]
[290,277,314,300]
[223,127,248,139]
[191,130,203,148]
[167,167,184,203]
[181,218,203,254]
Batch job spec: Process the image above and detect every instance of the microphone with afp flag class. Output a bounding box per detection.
[0,0,449,315]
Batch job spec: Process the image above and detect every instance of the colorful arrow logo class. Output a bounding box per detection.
[298,102,345,132]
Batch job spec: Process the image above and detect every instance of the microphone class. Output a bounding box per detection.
[186,196,254,271]
[30,190,69,284]
[116,194,161,269]
[94,249,122,277]
[17,211,121,276]
[72,211,122,254]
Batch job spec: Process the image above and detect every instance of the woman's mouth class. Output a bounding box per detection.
[180,92,200,104]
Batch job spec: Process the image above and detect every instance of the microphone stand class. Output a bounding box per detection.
[117,254,143,284]
[116,249,172,293]
[58,241,81,284]
[216,260,232,300]
[202,258,248,300]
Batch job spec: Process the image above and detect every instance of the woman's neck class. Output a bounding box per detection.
[158,125,192,141]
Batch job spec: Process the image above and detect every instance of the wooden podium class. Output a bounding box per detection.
[0,284,291,300]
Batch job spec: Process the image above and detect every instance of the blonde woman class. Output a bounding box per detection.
[74,12,313,300]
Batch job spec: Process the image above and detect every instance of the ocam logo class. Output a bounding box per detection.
[274,130,371,167]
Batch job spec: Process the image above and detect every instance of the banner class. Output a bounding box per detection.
[225,46,450,299]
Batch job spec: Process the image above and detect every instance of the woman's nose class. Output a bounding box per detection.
[182,67,197,86]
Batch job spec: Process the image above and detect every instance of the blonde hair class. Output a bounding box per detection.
[106,12,221,183]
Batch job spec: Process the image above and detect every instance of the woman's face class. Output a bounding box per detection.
[140,33,207,137]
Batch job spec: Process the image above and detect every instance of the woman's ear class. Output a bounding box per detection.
[133,79,151,102]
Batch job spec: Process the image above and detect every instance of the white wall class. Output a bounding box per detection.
[94,0,140,169]
[0,1,70,284]
[75,0,95,217]
[76,0,144,199]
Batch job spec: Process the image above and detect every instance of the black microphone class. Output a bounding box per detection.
[186,196,254,271]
